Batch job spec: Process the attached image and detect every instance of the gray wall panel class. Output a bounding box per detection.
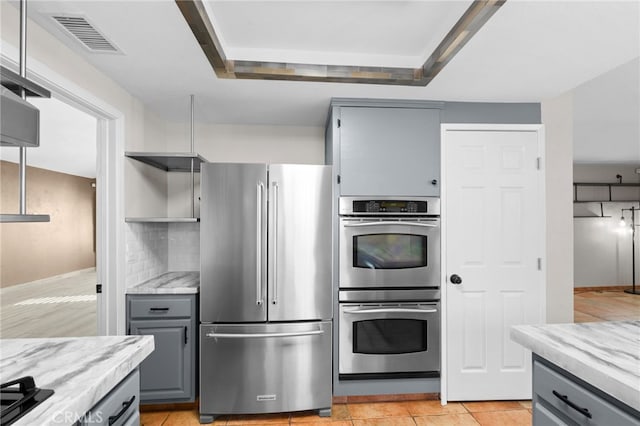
[442,102,541,124]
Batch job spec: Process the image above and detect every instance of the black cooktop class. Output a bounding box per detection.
[1,376,54,425]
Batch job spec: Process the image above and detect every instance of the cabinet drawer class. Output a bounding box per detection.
[81,369,139,426]
[533,361,639,426]
[533,402,569,426]
[128,295,192,319]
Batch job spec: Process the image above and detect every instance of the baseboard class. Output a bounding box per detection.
[140,401,197,412]
[574,286,633,293]
[333,393,439,404]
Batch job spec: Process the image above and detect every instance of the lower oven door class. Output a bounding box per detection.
[339,302,440,378]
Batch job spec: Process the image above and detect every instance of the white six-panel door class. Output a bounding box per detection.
[443,124,545,401]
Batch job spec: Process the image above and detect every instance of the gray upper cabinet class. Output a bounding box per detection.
[337,105,441,197]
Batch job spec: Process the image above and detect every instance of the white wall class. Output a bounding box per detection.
[573,164,640,287]
[164,122,325,217]
[541,93,574,324]
[0,2,169,220]
[573,58,640,164]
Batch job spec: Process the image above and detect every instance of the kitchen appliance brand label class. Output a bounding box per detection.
[257,394,277,401]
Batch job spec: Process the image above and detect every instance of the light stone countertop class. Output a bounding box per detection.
[0,335,154,426]
[511,320,640,411]
[126,271,199,294]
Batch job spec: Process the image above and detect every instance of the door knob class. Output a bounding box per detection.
[450,274,462,285]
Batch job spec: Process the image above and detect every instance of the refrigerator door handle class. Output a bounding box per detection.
[205,330,324,339]
[256,182,264,306]
[271,181,279,305]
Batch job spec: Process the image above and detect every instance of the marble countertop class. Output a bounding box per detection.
[126,271,199,294]
[0,335,154,426]
[511,320,640,411]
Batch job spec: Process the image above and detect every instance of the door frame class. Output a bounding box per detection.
[440,123,546,404]
[1,52,125,335]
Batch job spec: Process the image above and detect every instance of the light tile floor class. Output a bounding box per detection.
[141,290,639,426]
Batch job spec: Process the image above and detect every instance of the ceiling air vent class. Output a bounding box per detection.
[51,15,120,53]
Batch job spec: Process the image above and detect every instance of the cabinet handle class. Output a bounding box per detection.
[108,395,136,425]
[184,326,188,345]
[149,307,169,312]
[552,390,592,419]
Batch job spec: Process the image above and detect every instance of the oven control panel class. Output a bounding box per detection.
[353,199,425,213]
[340,197,440,216]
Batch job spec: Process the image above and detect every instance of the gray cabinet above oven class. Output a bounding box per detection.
[327,99,443,197]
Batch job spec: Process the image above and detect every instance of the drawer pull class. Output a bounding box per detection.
[149,307,169,312]
[108,395,136,425]
[552,390,592,419]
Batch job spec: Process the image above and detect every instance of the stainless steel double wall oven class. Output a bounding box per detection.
[338,197,441,379]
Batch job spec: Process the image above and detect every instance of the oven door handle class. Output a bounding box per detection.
[342,221,438,228]
[344,308,438,314]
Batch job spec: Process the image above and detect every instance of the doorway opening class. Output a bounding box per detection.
[0,96,99,337]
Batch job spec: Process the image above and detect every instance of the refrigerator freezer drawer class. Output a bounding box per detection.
[200,321,332,416]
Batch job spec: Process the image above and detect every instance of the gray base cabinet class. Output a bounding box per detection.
[532,355,640,425]
[127,294,197,403]
[79,369,140,426]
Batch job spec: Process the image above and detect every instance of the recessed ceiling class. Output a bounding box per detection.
[206,1,472,68]
[179,0,504,86]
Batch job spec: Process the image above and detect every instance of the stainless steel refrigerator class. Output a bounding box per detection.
[199,163,333,423]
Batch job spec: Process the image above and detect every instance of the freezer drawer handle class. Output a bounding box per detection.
[256,182,264,306]
[552,390,592,419]
[205,330,324,339]
[344,308,438,314]
[343,221,437,228]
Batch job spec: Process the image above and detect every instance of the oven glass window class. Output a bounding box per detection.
[353,234,427,269]
[353,319,427,354]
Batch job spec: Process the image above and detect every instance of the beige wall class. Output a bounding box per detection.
[541,93,575,323]
[0,161,96,288]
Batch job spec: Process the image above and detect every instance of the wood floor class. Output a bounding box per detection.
[0,268,97,338]
[140,289,639,426]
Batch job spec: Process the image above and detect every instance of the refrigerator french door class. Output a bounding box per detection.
[199,163,332,420]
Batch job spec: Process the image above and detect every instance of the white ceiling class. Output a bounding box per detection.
[3,0,640,169]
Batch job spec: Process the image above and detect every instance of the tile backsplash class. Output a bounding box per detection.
[169,222,200,271]
[126,222,200,287]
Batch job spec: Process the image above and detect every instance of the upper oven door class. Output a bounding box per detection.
[339,217,440,288]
